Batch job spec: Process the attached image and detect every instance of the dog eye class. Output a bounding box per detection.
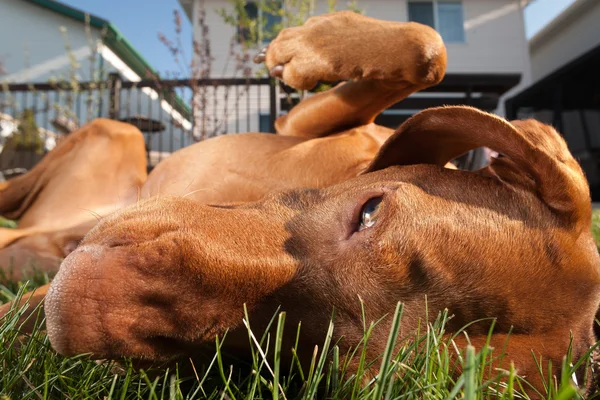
[358,197,383,231]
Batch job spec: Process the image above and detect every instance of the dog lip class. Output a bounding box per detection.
[142,335,188,358]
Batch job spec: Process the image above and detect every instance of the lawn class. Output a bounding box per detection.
[1,213,599,399]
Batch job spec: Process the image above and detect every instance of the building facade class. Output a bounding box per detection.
[506,0,600,199]
[179,0,532,137]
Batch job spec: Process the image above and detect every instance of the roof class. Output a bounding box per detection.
[529,0,597,51]
[178,0,194,22]
[23,0,191,119]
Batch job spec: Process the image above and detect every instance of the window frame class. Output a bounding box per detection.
[407,0,466,44]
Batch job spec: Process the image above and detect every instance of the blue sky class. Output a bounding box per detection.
[57,0,194,77]
[57,0,576,77]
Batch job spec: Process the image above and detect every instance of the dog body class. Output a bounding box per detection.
[43,105,600,395]
[0,12,445,277]
[0,121,396,279]
[1,11,599,396]
[0,120,147,277]
[141,123,393,204]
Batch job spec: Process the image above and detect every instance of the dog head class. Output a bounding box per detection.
[45,106,600,394]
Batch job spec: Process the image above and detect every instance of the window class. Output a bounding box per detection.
[408,1,465,43]
[238,1,283,44]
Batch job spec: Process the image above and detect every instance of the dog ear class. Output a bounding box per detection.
[364,106,591,229]
[0,165,49,220]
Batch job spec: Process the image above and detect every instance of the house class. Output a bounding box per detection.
[0,0,193,170]
[178,0,533,137]
[505,0,600,199]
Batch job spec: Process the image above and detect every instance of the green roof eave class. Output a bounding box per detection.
[103,25,192,119]
[103,23,159,80]
[23,0,192,120]
[24,0,158,78]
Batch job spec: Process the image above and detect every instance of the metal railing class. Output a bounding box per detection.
[0,75,278,172]
[0,72,514,176]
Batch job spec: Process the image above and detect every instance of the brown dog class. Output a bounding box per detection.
[44,106,600,395]
[0,119,147,280]
[3,11,600,397]
[0,11,446,280]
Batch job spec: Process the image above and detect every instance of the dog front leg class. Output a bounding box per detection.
[256,11,447,138]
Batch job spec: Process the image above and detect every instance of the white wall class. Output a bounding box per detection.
[192,0,530,76]
[447,0,529,75]
[1,0,104,83]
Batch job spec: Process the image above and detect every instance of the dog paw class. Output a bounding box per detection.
[254,11,446,91]
[254,12,379,90]
[254,46,287,80]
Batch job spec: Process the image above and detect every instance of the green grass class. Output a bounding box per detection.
[1,212,600,398]
[592,210,600,252]
[0,216,17,229]
[0,281,597,399]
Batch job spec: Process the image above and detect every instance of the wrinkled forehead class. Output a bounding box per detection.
[250,165,457,219]
[254,167,407,211]
[267,164,552,231]
[313,164,468,203]
[255,165,458,209]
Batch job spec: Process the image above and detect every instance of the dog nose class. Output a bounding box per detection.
[46,245,107,356]
[45,239,197,360]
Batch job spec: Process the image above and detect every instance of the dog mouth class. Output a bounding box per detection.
[137,335,195,361]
